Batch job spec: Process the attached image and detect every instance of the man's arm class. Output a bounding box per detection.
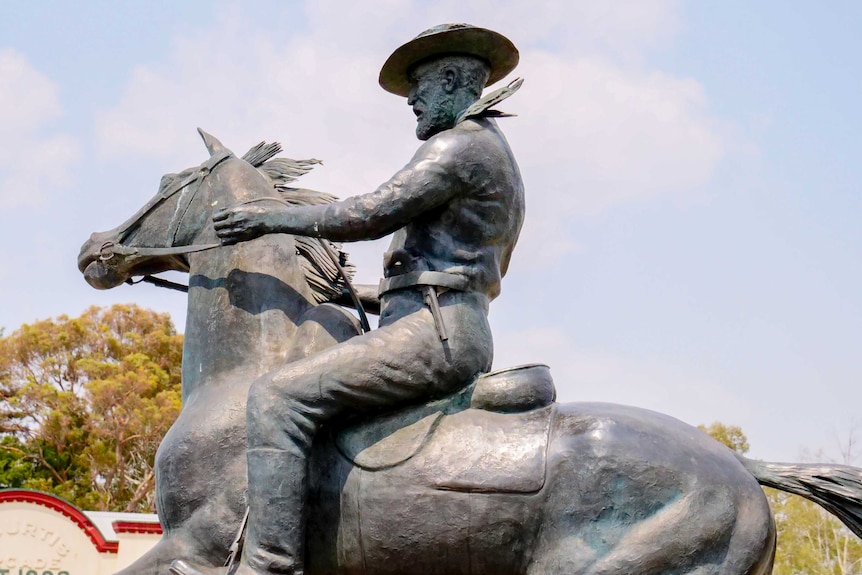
[213,135,464,244]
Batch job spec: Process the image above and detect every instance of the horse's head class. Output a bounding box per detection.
[78,129,351,302]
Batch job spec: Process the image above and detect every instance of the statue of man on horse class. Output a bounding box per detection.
[173,23,526,575]
[79,21,862,575]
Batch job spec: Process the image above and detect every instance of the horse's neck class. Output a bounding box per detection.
[181,164,317,400]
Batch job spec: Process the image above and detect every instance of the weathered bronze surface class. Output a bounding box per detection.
[78,23,862,575]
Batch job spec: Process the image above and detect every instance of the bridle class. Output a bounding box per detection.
[91,150,371,332]
[95,150,233,271]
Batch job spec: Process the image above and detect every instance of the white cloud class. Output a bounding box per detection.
[0,50,59,129]
[515,53,723,203]
[420,0,683,60]
[95,8,407,186]
[506,50,726,269]
[0,49,80,207]
[299,0,683,61]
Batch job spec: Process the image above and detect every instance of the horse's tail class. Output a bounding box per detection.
[738,454,862,538]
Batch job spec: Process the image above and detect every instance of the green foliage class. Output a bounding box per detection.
[697,421,750,454]
[0,304,182,512]
[701,421,862,574]
[767,486,862,575]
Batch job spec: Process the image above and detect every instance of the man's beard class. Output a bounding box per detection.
[415,97,457,140]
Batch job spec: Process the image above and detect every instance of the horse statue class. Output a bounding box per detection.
[78,130,862,575]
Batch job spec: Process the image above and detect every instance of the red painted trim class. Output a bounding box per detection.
[113,520,163,534]
[0,489,119,554]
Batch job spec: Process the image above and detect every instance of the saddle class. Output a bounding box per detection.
[334,364,556,494]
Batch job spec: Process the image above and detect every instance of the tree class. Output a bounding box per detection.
[698,421,750,455]
[701,421,862,575]
[0,304,182,512]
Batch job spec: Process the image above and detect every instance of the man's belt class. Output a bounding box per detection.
[378,270,469,296]
[378,271,469,342]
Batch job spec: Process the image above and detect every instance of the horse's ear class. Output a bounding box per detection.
[197,128,227,156]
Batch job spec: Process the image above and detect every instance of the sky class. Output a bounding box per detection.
[1,1,860,463]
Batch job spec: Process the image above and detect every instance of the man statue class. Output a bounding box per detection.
[172,23,524,575]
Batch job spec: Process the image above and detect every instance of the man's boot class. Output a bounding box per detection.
[240,447,307,574]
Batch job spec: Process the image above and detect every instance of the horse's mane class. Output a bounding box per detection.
[241,141,355,304]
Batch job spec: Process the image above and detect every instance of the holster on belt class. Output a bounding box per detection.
[378,271,469,342]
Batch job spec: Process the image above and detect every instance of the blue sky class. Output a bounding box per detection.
[1,1,860,462]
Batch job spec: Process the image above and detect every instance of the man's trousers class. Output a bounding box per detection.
[241,289,493,574]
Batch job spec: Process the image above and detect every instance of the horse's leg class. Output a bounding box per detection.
[719,487,776,575]
[120,376,250,575]
[160,304,360,575]
[159,305,359,572]
[581,485,772,575]
[581,485,735,575]
[529,483,773,575]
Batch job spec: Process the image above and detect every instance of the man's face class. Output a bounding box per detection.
[407,60,458,141]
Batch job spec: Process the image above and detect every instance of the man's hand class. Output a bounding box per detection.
[213,204,289,245]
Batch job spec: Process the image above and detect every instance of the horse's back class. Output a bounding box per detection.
[548,401,754,482]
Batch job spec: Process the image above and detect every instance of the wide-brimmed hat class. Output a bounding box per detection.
[379,23,519,97]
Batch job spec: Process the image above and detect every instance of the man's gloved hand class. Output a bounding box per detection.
[213,203,290,245]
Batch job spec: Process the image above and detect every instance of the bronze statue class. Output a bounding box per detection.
[78,23,862,575]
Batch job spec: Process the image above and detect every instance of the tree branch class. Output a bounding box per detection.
[124,469,155,512]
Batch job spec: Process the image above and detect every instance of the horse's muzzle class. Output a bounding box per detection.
[83,260,126,290]
[79,233,127,289]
